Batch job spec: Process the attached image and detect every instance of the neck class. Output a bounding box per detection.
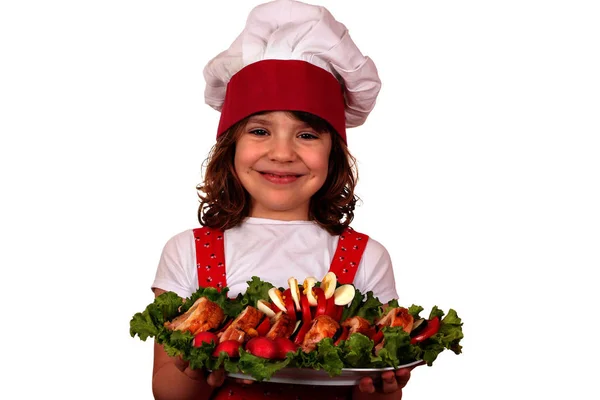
[249,205,310,221]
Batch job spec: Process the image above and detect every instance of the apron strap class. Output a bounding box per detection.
[193,227,226,291]
[328,227,369,285]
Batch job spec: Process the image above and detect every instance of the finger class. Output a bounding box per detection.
[358,377,375,394]
[381,371,398,393]
[395,368,412,389]
[207,369,226,387]
[174,356,188,372]
[235,379,255,385]
[183,366,204,380]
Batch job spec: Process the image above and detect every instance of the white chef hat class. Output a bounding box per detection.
[203,0,381,143]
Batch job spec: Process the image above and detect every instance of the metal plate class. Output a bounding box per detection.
[227,360,424,386]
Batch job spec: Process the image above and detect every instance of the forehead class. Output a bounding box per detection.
[246,111,308,125]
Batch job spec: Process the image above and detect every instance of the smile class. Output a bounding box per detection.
[258,171,303,184]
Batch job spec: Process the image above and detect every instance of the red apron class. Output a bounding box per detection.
[192,226,369,400]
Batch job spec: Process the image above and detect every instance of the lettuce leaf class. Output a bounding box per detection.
[237,349,290,382]
[237,276,274,308]
[130,291,183,341]
[341,333,374,368]
[130,280,465,380]
[340,288,384,323]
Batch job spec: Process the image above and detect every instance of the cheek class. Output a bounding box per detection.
[234,142,257,173]
[308,148,331,177]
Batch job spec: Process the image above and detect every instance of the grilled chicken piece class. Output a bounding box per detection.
[301,315,340,352]
[220,327,247,343]
[266,312,296,340]
[164,297,224,335]
[218,306,264,343]
[341,316,374,337]
[377,307,414,333]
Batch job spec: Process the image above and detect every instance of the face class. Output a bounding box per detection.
[234,111,333,220]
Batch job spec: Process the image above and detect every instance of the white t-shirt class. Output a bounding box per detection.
[152,217,398,303]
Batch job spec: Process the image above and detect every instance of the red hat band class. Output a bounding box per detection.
[217,59,347,142]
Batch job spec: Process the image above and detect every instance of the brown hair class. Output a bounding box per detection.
[196,111,359,235]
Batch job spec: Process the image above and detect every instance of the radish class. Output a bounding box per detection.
[212,340,241,358]
[273,337,298,360]
[193,332,219,347]
[245,337,278,359]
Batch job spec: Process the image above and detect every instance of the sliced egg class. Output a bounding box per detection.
[257,299,276,318]
[268,287,286,312]
[321,272,337,299]
[333,284,356,306]
[292,320,302,335]
[303,277,318,306]
[288,277,301,310]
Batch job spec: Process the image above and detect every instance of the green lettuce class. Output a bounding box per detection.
[237,349,290,382]
[340,288,384,323]
[130,279,465,380]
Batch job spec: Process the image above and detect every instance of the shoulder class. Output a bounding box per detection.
[364,235,389,258]
[160,229,197,254]
[343,228,389,260]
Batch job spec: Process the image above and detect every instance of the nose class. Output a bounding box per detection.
[268,136,297,163]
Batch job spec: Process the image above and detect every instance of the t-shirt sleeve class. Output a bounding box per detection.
[355,237,399,304]
[151,230,196,299]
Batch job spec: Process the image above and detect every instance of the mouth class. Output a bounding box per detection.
[257,170,305,184]
[258,170,304,178]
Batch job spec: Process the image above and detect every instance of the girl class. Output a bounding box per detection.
[150,1,419,398]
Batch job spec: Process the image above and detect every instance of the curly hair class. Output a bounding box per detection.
[196,111,359,235]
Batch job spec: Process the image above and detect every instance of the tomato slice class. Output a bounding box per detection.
[266,302,279,313]
[256,317,271,336]
[282,288,297,323]
[300,293,312,323]
[324,296,339,320]
[371,329,384,346]
[410,316,440,344]
[313,287,327,317]
[334,326,349,346]
[334,305,344,322]
[293,320,312,346]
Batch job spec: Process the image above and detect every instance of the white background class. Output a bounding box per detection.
[1,0,599,399]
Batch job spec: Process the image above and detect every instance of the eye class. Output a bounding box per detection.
[249,128,268,136]
[298,132,318,140]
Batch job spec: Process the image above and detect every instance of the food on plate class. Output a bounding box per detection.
[213,340,241,358]
[333,284,356,306]
[301,314,340,352]
[130,274,464,382]
[218,306,264,343]
[164,297,224,335]
[266,311,296,340]
[193,331,219,347]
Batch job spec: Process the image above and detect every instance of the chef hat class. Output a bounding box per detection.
[203,0,381,142]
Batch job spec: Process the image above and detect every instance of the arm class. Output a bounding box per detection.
[151,288,224,400]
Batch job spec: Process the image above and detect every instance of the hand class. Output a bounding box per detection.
[174,356,226,387]
[357,362,425,396]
